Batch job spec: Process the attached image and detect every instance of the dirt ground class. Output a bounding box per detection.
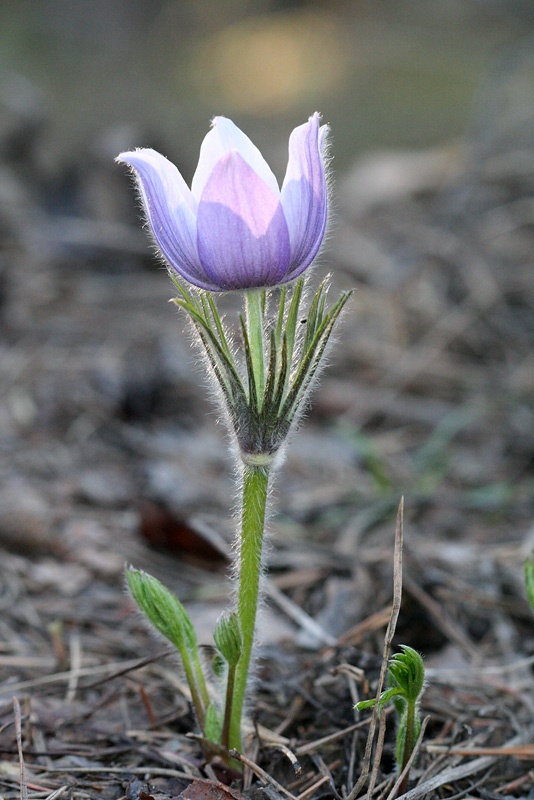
[2,8,534,799]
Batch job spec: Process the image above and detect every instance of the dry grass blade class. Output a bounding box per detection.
[297,760,342,800]
[346,497,404,800]
[0,654,171,696]
[266,580,337,646]
[267,743,302,775]
[29,764,199,779]
[295,716,376,757]
[425,744,534,758]
[311,756,342,800]
[43,788,69,800]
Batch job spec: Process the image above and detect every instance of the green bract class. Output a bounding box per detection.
[214,613,242,667]
[171,276,352,460]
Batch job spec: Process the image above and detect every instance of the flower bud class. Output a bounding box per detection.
[213,612,242,666]
[126,567,197,655]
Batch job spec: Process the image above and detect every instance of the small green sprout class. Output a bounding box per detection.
[525,554,534,613]
[357,646,425,789]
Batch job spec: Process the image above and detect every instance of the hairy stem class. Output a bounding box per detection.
[221,664,236,750]
[245,290,265,404]
[228,464,270,751]
[191,650,210,713]
[398,700,416,797]
[181,655,206,730]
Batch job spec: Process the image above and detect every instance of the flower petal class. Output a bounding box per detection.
[196,151,291,290]
[280,113,328,279]
[117,149,219,290]
[191,117,279,202]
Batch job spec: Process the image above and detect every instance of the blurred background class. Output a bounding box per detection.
[1,0,534,697]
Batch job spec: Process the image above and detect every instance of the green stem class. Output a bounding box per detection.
[221,664,236,750]
[398,700,416,797]
[228,463,270,751]
[180,653,206,730]
[245,290,265,404]
[190,650,210,713]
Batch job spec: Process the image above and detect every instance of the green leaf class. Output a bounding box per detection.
[356,698,378,711]
[356,685,402,713]
[388,646,425,703]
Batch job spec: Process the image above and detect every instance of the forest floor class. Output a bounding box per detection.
[1,78,534,800]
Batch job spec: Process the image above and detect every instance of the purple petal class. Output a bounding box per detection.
[197,152,291,290]
[116,149,220,291]
[192,117,279,202]
[280,113,328,280]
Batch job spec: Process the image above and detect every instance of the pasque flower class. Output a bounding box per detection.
[118,112,352,760]
[117,113,328,291]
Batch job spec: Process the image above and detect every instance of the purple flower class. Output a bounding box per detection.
[117,114,328,291]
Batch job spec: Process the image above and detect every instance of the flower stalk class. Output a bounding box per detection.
[230,463,270,750]
[221,664,236,750]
